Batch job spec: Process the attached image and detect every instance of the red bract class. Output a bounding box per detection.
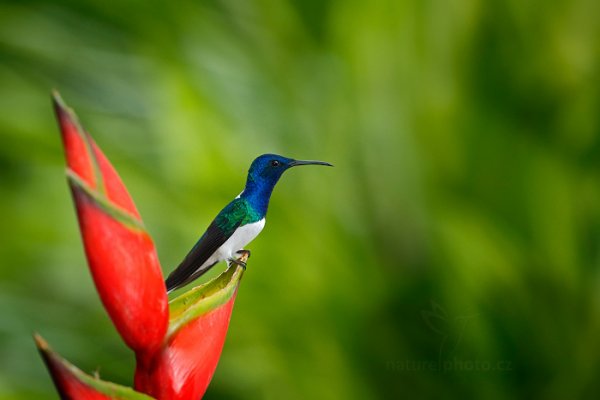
[35,334,154,400]
[135,260,246,399]
[52,92,168,358]
[36,92,246,399]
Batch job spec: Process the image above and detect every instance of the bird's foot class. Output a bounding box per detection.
[228,249,250,269]
[228,257,247,269]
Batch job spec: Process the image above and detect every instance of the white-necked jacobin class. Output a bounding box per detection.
[165,154,332,293]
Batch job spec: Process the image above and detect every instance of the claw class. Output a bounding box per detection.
[228,258,247,269]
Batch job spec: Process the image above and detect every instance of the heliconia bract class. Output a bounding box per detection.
[35,92,246,399]
[35,334,154,400]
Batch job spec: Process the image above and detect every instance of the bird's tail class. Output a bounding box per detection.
[165,260,218,294]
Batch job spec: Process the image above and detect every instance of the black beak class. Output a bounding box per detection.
[289,159,333,167]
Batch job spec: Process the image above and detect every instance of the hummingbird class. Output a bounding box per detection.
[165,154,332,293]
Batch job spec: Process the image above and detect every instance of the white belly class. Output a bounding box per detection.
[216,218,265,260]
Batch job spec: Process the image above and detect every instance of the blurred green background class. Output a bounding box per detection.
[1,0,600,398]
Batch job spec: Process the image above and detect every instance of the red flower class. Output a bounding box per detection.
[35,334,154,400]
[134,262,245,399]
[36,92,246,399]
[53,92,168,358]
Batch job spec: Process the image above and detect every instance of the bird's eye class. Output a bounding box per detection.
[271,160,281,167]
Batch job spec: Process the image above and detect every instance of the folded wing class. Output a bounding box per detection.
[165,199,249,293]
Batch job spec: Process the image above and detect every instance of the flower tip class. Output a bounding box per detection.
[51,90,68,113]
[33,332,49,351]
[50,89,62,102]
[51,90,77,119]
[34,333,60,367]
[34,333,60,377]
[238,252,249,264]
[50,90,82,132]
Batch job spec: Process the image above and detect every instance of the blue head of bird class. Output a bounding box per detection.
[242,154,332,213]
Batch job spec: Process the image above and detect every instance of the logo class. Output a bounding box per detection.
[387,300,513,373]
